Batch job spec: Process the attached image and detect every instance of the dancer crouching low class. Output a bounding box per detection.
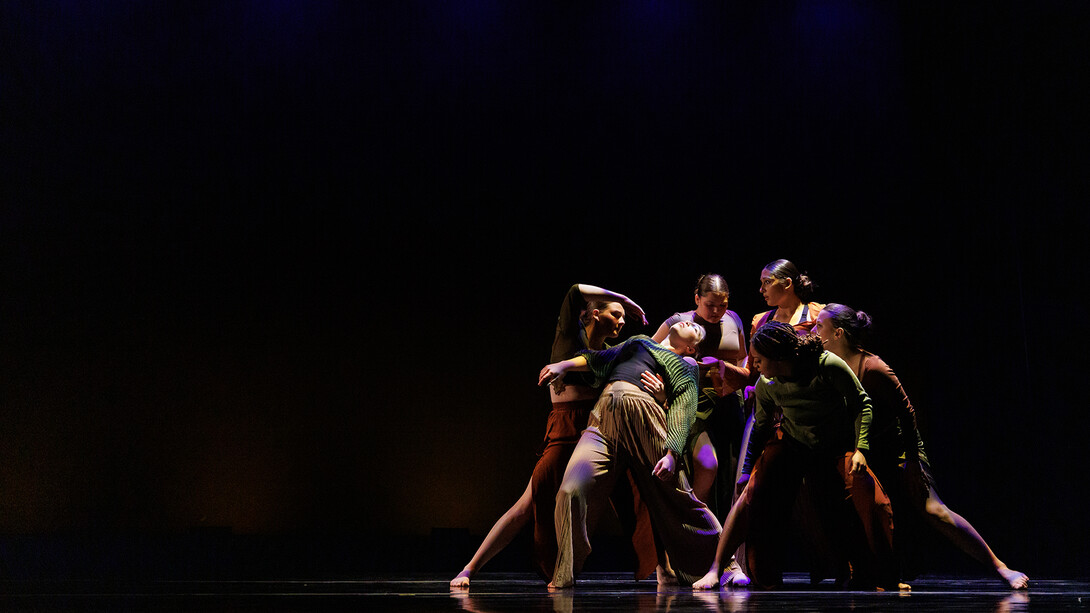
[693,321,895,590]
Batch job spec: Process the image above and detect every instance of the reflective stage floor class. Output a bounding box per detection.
[2,573,1088,612]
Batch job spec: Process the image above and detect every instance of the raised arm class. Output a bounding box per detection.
[578,283,647,325]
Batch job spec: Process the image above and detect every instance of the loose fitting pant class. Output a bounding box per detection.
[553,382,722,587]
[744,433,896,589]
[530,399,657,581]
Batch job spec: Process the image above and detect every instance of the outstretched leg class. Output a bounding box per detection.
[920,485,1028,589]
[692,483,752,589]
[451,481,533,588]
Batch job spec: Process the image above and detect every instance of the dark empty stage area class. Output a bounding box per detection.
[2,573,1088,612]
[4,4,1090,613]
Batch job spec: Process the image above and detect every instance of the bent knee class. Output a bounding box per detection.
[556,478,587,504]
[694,448,718,472]
[924,499,953,524]
[509,495,533,519]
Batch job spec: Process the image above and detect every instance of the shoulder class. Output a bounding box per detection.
[720,310,744,334]
[750,310,771,331]
[657,311,691,332]
[819,351,852,375]
[861,353,898,383]
[557,285,585,318]
[755,375,775,397]
[725,310,744,327]
[863,352,891,372]
[560,284,583,304]
[667,311,695,324]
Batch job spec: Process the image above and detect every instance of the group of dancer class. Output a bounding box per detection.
[450,260,1029,591]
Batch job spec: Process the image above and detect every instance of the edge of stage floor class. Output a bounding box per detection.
[2,573,1088,612]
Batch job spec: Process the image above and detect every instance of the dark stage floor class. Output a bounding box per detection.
[2,573,1088,612]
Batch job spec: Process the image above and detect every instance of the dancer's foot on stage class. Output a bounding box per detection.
[450,568,473,588]
[722,558,750,587]
[691,569,720,590]
[998,566,1029,590]
[656,565,678,585]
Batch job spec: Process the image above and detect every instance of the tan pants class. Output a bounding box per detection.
[553,381,722,586]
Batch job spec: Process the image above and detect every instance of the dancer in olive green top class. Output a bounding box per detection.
[694,321,894,590]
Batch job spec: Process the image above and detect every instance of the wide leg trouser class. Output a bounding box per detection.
[552,383,722,587]
[530,400,658,582]
[744,434,895,589]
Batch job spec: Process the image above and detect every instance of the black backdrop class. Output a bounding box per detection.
[2,1,1088,579]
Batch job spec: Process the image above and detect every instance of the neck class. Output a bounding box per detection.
[776,296,804,319]
[657,337,687,356]
[778,361,799,381]
[585,324,607,350]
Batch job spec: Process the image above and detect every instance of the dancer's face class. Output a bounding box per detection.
[594,302,626,338]
[694,292,727,323]
[668,321,702,356]
[811,311,840,347]
[759,269,791,307]
[750,347,789,378]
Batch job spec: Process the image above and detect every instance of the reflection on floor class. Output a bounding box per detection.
[2,572,1088,612]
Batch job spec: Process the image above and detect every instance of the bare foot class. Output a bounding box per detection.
[691,569,720,590]
[656,565,678,585]
[723,559,750,588]
[898,582,912,591]
[998,566,1029,590]
[450,568,472,588]
[547,580,573,590]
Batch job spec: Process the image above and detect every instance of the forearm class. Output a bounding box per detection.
[854,404,872,452]
[578,283,628,304]
[540,355,589,387]
[717,362,750,394]
[742,393,773,475]
[664,388,696,457]
[558,356,589,372]
[578,283,645,323]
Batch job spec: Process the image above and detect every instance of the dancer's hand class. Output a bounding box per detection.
[705,359,724,394]
[539,362,567,386]
[621,297,648,326]
[652,450,677,480]
[735,473,750,496]
[850,449,868,474]
[640,371,666,403]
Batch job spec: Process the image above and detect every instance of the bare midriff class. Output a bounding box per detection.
[550,384,599,404]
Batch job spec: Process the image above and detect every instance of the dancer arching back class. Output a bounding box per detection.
[451,284,656,587]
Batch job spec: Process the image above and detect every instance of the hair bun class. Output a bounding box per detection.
[855,310,872,329]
